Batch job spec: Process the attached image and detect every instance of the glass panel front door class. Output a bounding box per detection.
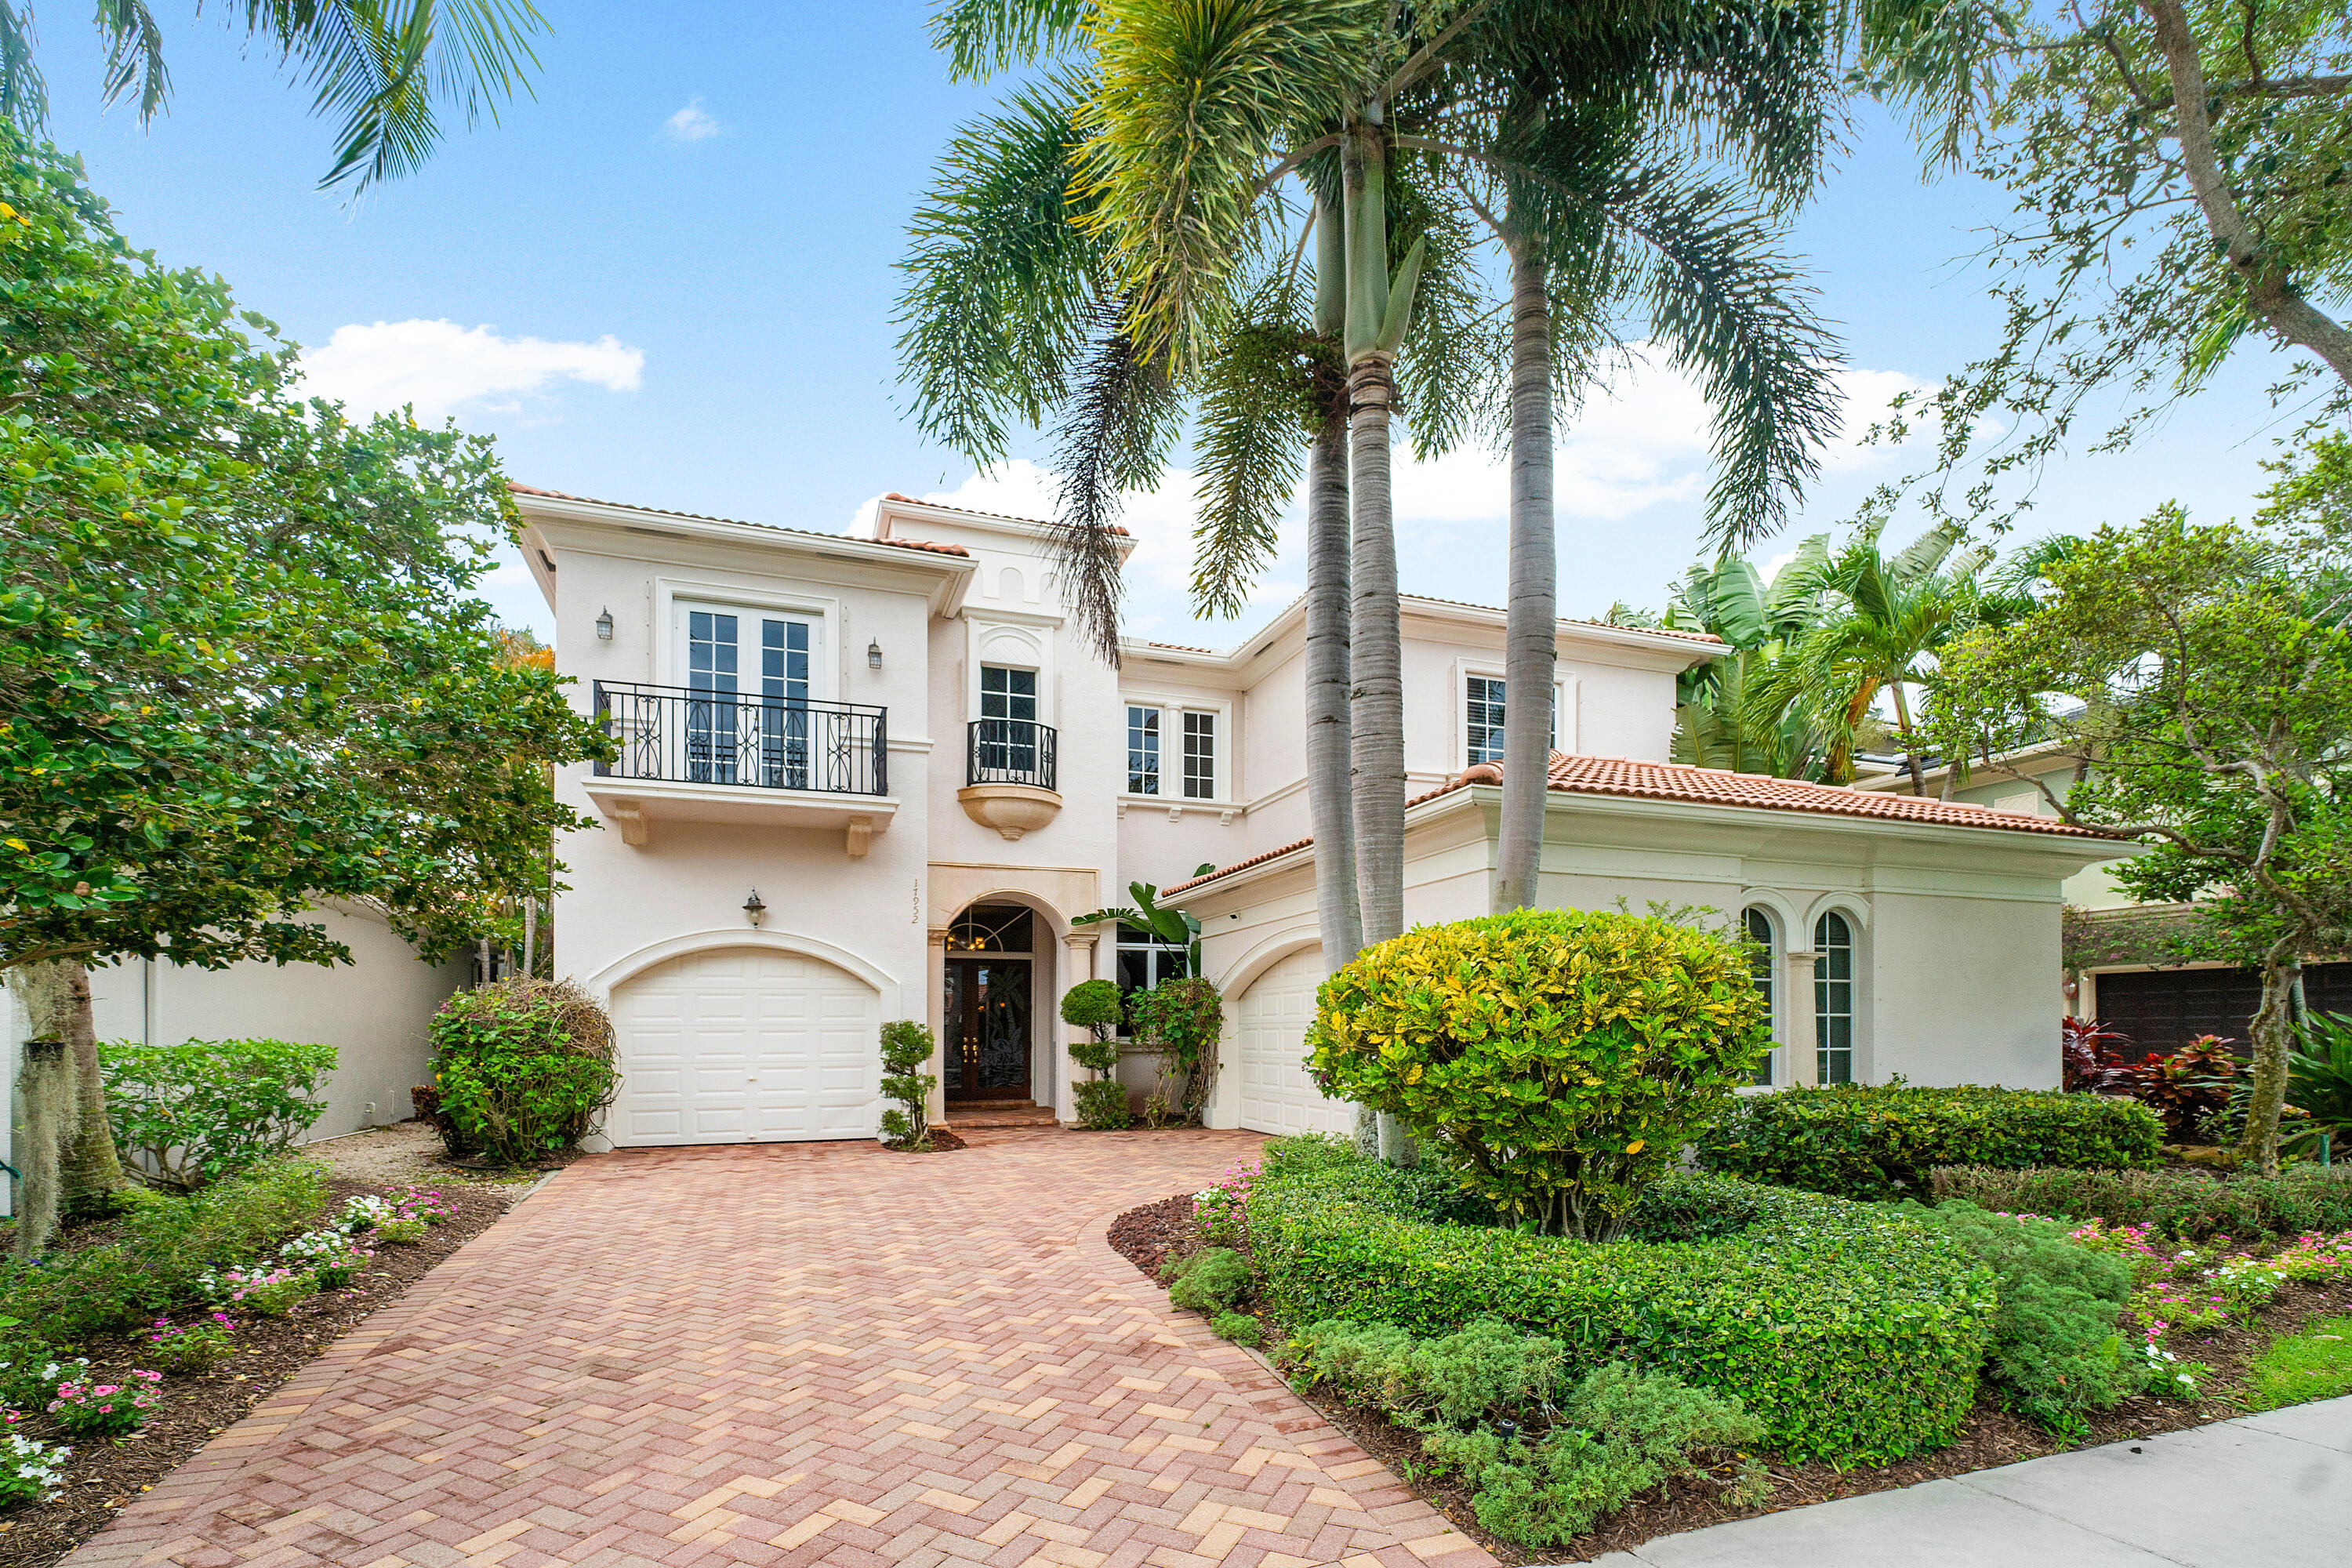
[681,604,818,786]
[945,956,1033,1101]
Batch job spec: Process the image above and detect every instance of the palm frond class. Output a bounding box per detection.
[93,0,166,121]
[1189,289,1331,615]
[0,1,45,126]
[895,69,1106,470]
[930,0,1091,78]
[1048,298,1181,662]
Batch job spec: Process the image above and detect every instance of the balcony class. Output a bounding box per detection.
[585,681,896,854]
[959,717,1061,840]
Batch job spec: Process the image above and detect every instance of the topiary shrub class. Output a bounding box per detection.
[429,978,616,1165]
[1918,1203,2136,1432]
[1250,1140,1992,1463]
[1307,909,1769,1239]
[1697,1083,2165,1200]
[878,1020,938,1151]
[1928,1162,2352,1239]
[1062,980,1130,1130]
[1073,1080,1133,1131]
[100,1037,338,1191]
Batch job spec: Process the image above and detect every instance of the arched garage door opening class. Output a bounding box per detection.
[1236,945,1353,1137]
[609,946,879,1145]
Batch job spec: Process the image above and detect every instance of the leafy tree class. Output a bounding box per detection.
[1856,0,2352,524]
[1926,483,2352,1174]
[0,0,546,191]
[0,129,605,1231]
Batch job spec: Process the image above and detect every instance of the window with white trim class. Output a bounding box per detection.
[1815,911,1855,1084]
[1127,706,1162,794]
[1466,676,1506,765]
[1115,922,1190,1033]
[1743,907,1776,1086]
[1182,710,1217,799]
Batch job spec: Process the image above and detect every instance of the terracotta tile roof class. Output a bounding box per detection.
[881,491,1131,537]
[1166,751,2115,895]
[1397,593,1723,646]
[510,482,970,557]
[1138,641,1219,655]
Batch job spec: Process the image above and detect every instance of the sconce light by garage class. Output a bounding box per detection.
[867,638,884,670]
[742,889,767,928]
[594,607,615,641]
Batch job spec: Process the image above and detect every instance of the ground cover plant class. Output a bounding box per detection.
[97,1038,338,1192]
[428,979,618,1164]
[2246,1314,2352,1409]
[1698,1083,2165,1200]
[1930,1163,2352,1240]
[1308,909,1769,1240]
[1245,1137,1993,1462]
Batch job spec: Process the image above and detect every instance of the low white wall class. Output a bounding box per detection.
[85,904,465,1139]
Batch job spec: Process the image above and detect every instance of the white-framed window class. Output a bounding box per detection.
[1115,921,1190,1034]
[1128,706,1161,795]
[1815,910,1856,1084]
[1466,675,1506,765]
[1118,697,1229,800]
[977,663,1041,776]
[1743,907,1777,1086]
[1459,670,1562,766]
[674,601,821,788]
[1182,711,1217,799]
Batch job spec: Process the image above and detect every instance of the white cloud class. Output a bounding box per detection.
[297,319,644,420]
[662,98,720,143]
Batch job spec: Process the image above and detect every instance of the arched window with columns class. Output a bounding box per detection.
[1742,907,1777,1086]
[1814,910,1857,1084]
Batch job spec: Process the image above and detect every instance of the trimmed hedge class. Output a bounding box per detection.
[1247,1138,1994,1463]
[1929,1163,2352,1240]
[1696,1085,2165,1200]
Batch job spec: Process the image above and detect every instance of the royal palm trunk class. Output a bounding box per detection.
[1496,233,1555,912]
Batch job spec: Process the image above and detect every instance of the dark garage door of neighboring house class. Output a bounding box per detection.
[2097,962,2352,1058]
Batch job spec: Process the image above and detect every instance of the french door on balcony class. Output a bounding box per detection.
[681,604,818,788]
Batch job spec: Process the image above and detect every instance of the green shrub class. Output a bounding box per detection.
[1423,1366,1760,1546]
[1130,977,1222,1121]
[1167,1247,1252,1314]
[0,1156,327,1344]
[1073,1079,1133,1130]
[1249,1140,1993,1462]
[1697,1084,2165,1200]
[2289,1012,2352,1137]
[1308,909,1769,1239]
[1918,1204,2135,1432]
[1929,1163,2352,1239]
[1295,1316,1569,1428]
[430,978,617,1164]
[877,1019,937,1150]
[1212,1310,1264,1347]
[1062,979,1123,1077]
[100,1037,339,1191]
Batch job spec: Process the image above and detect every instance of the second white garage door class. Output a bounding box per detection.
[608,947,878,1146]
[1236,944,1355,1137]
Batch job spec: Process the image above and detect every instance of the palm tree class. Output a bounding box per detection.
[1744,523,2007,788]
[1665,536,1834,775]
[0,0,546,191]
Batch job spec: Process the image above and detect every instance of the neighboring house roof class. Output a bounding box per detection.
[1399,594,1726,646]
[879,492,1131,537]
[510,483,971,557]
[1166,750,2117,894]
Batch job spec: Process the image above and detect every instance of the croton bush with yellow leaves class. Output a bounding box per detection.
[1307,909,1770,1240]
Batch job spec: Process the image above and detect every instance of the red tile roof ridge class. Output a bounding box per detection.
[880,491,1130,536]
[508,482,969,557]
[1396,593,1723,645]
[1165,752,2115,894]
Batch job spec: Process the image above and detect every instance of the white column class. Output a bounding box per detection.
[1059,930,1100,1123]
[926,925,950,1123]
[1784,947,1821,1089]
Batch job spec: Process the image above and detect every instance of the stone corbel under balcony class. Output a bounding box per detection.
[583,775,897,857]
[956,782,1061,840]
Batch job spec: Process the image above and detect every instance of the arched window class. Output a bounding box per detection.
[1742,908,1776,1086]
[1815,911,1855,1084]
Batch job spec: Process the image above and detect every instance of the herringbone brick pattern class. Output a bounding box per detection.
[67,1131,1495,1568]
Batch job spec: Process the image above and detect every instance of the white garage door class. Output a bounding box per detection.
[609,947,878,1146]
[1237,945,1354,1136]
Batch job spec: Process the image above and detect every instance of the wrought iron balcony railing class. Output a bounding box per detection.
[966,717,1057,791]
[594,681,887,797]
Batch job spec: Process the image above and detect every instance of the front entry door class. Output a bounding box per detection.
[943,956,1033,1102]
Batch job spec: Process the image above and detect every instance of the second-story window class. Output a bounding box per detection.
[1182,710,1216,799]
[979,664,1039,775]
[1128,705,1161,794]
[1466,675,1506,765]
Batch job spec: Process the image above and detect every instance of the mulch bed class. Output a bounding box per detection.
[1108,1192,2352,1566]
[0,1176,515,1568]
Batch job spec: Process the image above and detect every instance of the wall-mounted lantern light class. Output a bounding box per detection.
[867,638,884,670]
[595,607,615,641]
[742,889,767,928]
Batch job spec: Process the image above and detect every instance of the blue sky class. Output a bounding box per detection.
[31,2,2304,645]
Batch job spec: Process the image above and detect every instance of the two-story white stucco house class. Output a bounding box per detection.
[517,484,2125,1147]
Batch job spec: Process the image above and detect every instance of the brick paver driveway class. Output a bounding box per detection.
[71,1131,1494,1568]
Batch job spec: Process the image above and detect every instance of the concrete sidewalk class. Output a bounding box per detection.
[1588,1396,2352,1567]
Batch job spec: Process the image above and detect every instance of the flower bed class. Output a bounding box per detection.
[1696,1085,2165,1200]
[1245,1138,1995,1463]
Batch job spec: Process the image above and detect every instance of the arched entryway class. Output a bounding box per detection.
[941,902,1042,1104]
